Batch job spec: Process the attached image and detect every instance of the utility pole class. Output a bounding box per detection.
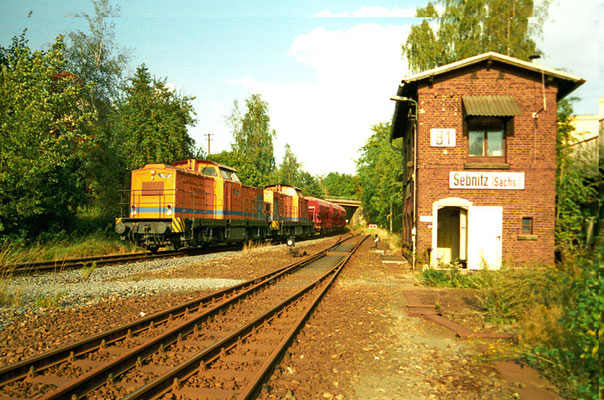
[203,133,214,155]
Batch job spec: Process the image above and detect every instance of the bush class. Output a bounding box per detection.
[419,250,601,398]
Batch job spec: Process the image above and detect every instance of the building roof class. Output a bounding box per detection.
[391,52,585,141]
[400,52,584,98]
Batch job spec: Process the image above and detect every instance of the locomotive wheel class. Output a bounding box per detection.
[148,246,159,254]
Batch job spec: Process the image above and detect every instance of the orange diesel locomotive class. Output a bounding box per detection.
[115,159,341,251]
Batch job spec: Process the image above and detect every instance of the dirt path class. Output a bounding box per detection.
[259,239,558,399]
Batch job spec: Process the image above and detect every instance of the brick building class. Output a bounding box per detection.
[390,52,584,269]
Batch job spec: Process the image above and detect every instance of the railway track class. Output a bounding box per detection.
[0,233,366,399]
[2,233,344,276]
[1,243,253,276]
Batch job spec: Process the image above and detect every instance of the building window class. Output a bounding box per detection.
[521,217,533,234]
[467,117,506,161]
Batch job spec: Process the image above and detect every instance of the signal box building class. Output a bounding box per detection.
[390,52,584,269]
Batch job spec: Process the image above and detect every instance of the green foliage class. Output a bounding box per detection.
[116,64,196,171]
[81,261,96,281]
[228,94,276,177]
[555,98,599,259]
[403,0,550,72]
[0,35,97,237]
[276,144,301,186]
[420,264,482,289]
[322,172,361,198]
[65,0,130,105]
[208,150,266,187]
[420,249,601,398]
[356,122,403,230]
[524,247,602,400]
[296,171,323,198]
[34,291,66,308]
[64,0,131,220]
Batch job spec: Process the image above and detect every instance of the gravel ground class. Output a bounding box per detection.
[0,235,559,399]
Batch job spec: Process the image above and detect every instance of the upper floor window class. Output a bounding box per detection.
[467,117,506,161]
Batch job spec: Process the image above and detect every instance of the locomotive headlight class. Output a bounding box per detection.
[166,204,173,216]
[130,204,137,216]
[287,238,295,247]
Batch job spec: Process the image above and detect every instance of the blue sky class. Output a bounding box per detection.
[1,0,601,175]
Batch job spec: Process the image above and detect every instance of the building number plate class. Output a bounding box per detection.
[430,128,456,147]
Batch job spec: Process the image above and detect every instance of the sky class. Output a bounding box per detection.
[0,0,601,176]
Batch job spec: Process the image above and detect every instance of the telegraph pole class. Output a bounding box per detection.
[203,133,214,155]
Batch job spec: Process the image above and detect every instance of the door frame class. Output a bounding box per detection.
[431,197,472,267]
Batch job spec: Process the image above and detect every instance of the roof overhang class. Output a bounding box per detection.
[400,52,584,100]
[390,52,585,141]
[462,95,521,117]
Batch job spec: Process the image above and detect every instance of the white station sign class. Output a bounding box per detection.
[450,171,524,190]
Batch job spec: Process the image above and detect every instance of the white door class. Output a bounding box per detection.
[467,206,502,270]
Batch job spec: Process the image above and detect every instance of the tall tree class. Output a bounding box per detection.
[117,64,196,171]
[0,36,96,237]
[228,93,276,178]
[65,0,130,105]
[356,122,403,230]
[403,0,550,72]
[276,144,301,186]
[64,0,131,219]
[207,151,264,187]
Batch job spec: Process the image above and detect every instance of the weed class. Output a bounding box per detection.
[0,281,22,307]
[34,291,66,308]
[420,246,601,399]
[81,261,96,282]
[243,241,272,253]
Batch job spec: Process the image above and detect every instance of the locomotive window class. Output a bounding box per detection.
[202,166,217,177]
[220,168,232,180]
[230,172,240,182]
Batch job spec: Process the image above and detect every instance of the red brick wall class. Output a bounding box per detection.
[413,62,558,266]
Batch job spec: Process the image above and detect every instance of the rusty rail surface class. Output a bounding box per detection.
[0,233,360,399]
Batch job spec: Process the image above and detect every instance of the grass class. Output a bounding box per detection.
[0,231,135,307]
[243,240,273,253]
[0,231,136,265]
[354,226,401,252]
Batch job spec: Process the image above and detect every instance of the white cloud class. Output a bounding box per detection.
[314,6,416,18]
[538,0,600,114]
[232,23,410,175]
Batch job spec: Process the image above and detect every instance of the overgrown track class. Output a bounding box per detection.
[2,244,252,276]
[0,233,365,399]
[2,233,347,276]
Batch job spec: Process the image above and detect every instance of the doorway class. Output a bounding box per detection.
[436,207,467,267]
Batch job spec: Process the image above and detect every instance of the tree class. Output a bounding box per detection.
[64,0,131,220]
[228,94,276,177]
[207,151,264,187]
[116,64,196,171]
[65,0,129,105]
[356,122,403,230]
[402,0,551,73]
[554,98,599,260]
[0,36,96,237]
[276,144,301,186]
[297,171,323,197]
[322,172,361,198]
